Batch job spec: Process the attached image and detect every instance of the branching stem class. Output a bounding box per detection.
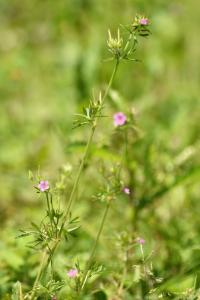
[29,59,120,298]
[80,201,111,292]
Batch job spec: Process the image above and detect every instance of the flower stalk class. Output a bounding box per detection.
[29,59,120,299]
[80,200,111,292]
[29,251,48,300]
[26,15,151,298]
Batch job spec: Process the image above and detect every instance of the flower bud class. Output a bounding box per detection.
[107,29,123,59]
[132,15,150,37]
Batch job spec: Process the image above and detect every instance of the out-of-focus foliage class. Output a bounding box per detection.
[0,0,200,299]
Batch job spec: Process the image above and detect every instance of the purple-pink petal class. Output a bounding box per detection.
[123,187,130,195]
[139,18,149,25]
[113,112,127,126]
[137,237,145,245]
[67,268,78,278]
[38,180,49,192]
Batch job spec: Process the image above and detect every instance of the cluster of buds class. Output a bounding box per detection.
[107,28,123,60]
[107,14,150,62]
[132,14,150,37]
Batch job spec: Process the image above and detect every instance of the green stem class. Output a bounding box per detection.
[45,192,50,213]
[122,33,134,58]
[123,33,133,52]
[29,59,120,296]
[80,201,111,291]
[29,250,47,300]
[46,192,54,234]
[60,58,119,234]
[102,59,119,104]
[59,125,96,235]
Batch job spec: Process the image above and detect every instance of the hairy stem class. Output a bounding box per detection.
[102,59,119,104]
[80,201,111,291]
[59,124,96,235]
[29,250,47,300]
[29,59,120,297]
[60,58,119,234]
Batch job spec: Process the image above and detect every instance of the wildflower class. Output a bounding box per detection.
[137,237,145,245]
[123,187,130,195]
[38,180,49,192]
[132,15,150,37]
[133,15,149,27]
[67,268,78,278]
[139,18,149,25]
[113,112,127,126]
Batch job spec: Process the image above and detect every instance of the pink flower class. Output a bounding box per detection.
[137,237,145,245]
[113,112,127,126]
[139,18,149,25]
[38,180,49,192]
[67,268,78,278]
[123,187,130,195]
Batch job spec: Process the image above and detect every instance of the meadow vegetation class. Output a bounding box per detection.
[0,0,200,299]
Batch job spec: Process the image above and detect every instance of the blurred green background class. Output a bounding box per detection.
[0,0,200,298]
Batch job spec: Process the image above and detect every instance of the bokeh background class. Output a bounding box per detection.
[0,0,200,298]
